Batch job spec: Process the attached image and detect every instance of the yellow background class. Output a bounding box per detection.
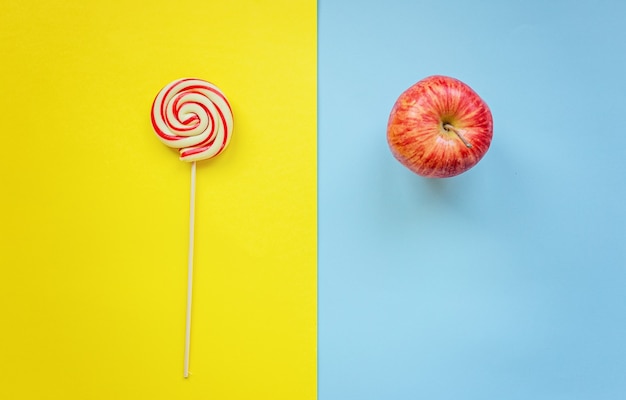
[0,1,316,398]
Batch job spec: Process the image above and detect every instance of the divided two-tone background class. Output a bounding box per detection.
[1,1,625,399]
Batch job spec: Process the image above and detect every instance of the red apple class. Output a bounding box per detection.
[387,75,493,178]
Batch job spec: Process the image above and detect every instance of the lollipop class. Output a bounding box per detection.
[150,78,233,378]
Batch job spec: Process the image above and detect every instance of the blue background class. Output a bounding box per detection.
[318,1,626,399]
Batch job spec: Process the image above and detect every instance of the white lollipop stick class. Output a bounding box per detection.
[150,78,233,378]
[184,161,196,378]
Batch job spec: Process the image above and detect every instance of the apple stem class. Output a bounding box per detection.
[443,124,472,149]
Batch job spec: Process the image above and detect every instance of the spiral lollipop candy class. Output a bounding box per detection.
[151,78,233,162]
[150,78,233,378]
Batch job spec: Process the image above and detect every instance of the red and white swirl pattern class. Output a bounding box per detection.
[151,78,233,162]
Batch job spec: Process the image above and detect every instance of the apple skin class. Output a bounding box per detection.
[387,75,493,178]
